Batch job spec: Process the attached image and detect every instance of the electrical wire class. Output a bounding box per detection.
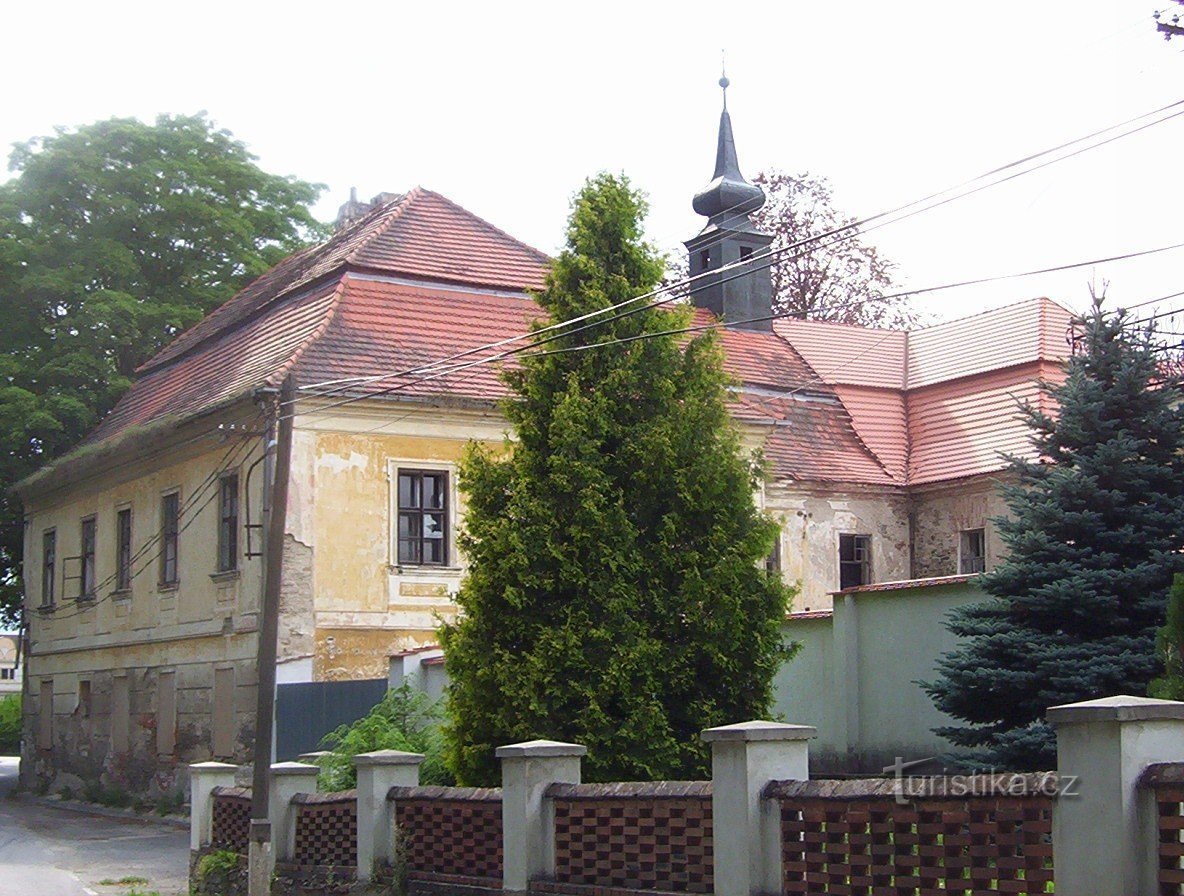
[34,409,268,622]
[294,95,1184,403]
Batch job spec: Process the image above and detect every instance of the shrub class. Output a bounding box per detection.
[0,693,20,754]
[319,684,452,790]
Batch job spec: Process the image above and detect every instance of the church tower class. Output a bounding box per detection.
[684,74,774,332]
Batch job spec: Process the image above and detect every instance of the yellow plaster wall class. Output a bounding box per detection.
[24,433,266,660]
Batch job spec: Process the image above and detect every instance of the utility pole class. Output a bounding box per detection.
[1155,1,1184,39]
[248,377,294,896]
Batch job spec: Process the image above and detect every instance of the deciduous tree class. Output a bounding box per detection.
[0,113,325,622]
[441,173,794,785]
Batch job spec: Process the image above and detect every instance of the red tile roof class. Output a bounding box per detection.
[773,298,1073,485]
[61,190,1073,495]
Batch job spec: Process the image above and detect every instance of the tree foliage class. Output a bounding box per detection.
[1150,574,1184,700]
[0,113,326,623]
[441,173,795,785]
[750,170,916,328]
[318,684,452,791]
[925,300,1184,769]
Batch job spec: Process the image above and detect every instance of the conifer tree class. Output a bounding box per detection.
[926,299,1184,769]
[440,174,794,785]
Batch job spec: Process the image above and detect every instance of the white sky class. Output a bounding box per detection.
[3,1,1183,325]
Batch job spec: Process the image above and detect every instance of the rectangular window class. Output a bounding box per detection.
[157,670,177,756]
[218,475,239,572]
[0,669,14,681]
[160,492,179,586]
[212,667,235,758]
[38,679,53,750]
[79,517,96,599]
[765,531,782,576]
[111,674,130,753]
[959,528,986,574]
[839,534,872,590]
[41,530,56,607]
[76,680,91,718]
[116,508,132,592]
[397,470,448,566]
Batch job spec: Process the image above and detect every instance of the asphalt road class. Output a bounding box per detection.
[0,758,189,896]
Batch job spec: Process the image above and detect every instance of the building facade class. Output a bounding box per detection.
[17,96,1071,794]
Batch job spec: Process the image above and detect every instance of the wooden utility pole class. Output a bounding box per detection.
[1156,1,1184,39]
[248,377,294,896]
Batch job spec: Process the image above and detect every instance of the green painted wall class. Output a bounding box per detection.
[773,580,987,773]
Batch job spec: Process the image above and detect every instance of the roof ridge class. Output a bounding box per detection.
[418,188,553,266]
[272,278,350,388]
[912,295,1056,333]
[344,188,419,265]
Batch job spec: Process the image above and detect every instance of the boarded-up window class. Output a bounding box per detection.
[212,667,235,758]
[38,679,53,750]
[76,680,91,718]
[157,671,176,755]
[111,674,130,753]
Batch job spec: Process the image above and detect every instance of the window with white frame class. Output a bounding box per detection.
[395,468,449,566]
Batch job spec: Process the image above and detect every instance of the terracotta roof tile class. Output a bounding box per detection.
[142,189,550,375]
[86,281,343,445]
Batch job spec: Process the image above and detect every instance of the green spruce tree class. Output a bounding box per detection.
[440,174,794,785]
[925,299,1184,769]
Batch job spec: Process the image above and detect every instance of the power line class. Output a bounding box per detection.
[286,100,1184,434]
[34,412,266,622]
[295,96,1184,403]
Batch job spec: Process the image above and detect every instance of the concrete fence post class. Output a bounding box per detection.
[188,761,237,851]
[496,740,586,893]
[269,761,319,864]
[353,750,424,881]
[1047,694,1184,896]
[702,720,816,896]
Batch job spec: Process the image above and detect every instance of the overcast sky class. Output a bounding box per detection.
[4,1,1183,325]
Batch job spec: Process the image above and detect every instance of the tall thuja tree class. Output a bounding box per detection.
[441,174,794,785]
[0,113,325,622]
[925,299,1184,769]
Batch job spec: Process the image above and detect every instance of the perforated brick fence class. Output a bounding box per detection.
[768,776,1056,895]
[1142,763,1184,895]
[210,785,252,854]
[539,781,714,895]
[292,790,358,868]
[390,784,504,887]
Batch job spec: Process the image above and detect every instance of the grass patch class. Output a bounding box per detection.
[98,877,149,886]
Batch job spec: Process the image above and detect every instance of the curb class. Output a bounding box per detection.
[12,791,190,830]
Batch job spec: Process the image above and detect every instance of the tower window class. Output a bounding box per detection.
[700,250,710,269]
[739,246,754,260]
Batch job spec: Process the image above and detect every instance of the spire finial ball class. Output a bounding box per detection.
[719,75,730,90]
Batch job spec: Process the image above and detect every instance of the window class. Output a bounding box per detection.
[76,680,91,718]
[0,668,14,681]
[41,530,56,608]
[116,508,132,592]
[79,517,96,599]
[959,528,986,574]
[739,245,754,261]
[765,532,782,576]
[217,475,239,572]
[160,492,179,586]
[397,470,448,565]
[839,534,872,590]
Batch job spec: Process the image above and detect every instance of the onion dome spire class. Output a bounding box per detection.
[692,70,765,229]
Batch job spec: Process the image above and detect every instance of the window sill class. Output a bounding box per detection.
[109,589,132,601]
[74,594,97,604]
[157,582,179,593]
[210,570,241,584]
[389,564,463,576]
[38,604,56,614]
